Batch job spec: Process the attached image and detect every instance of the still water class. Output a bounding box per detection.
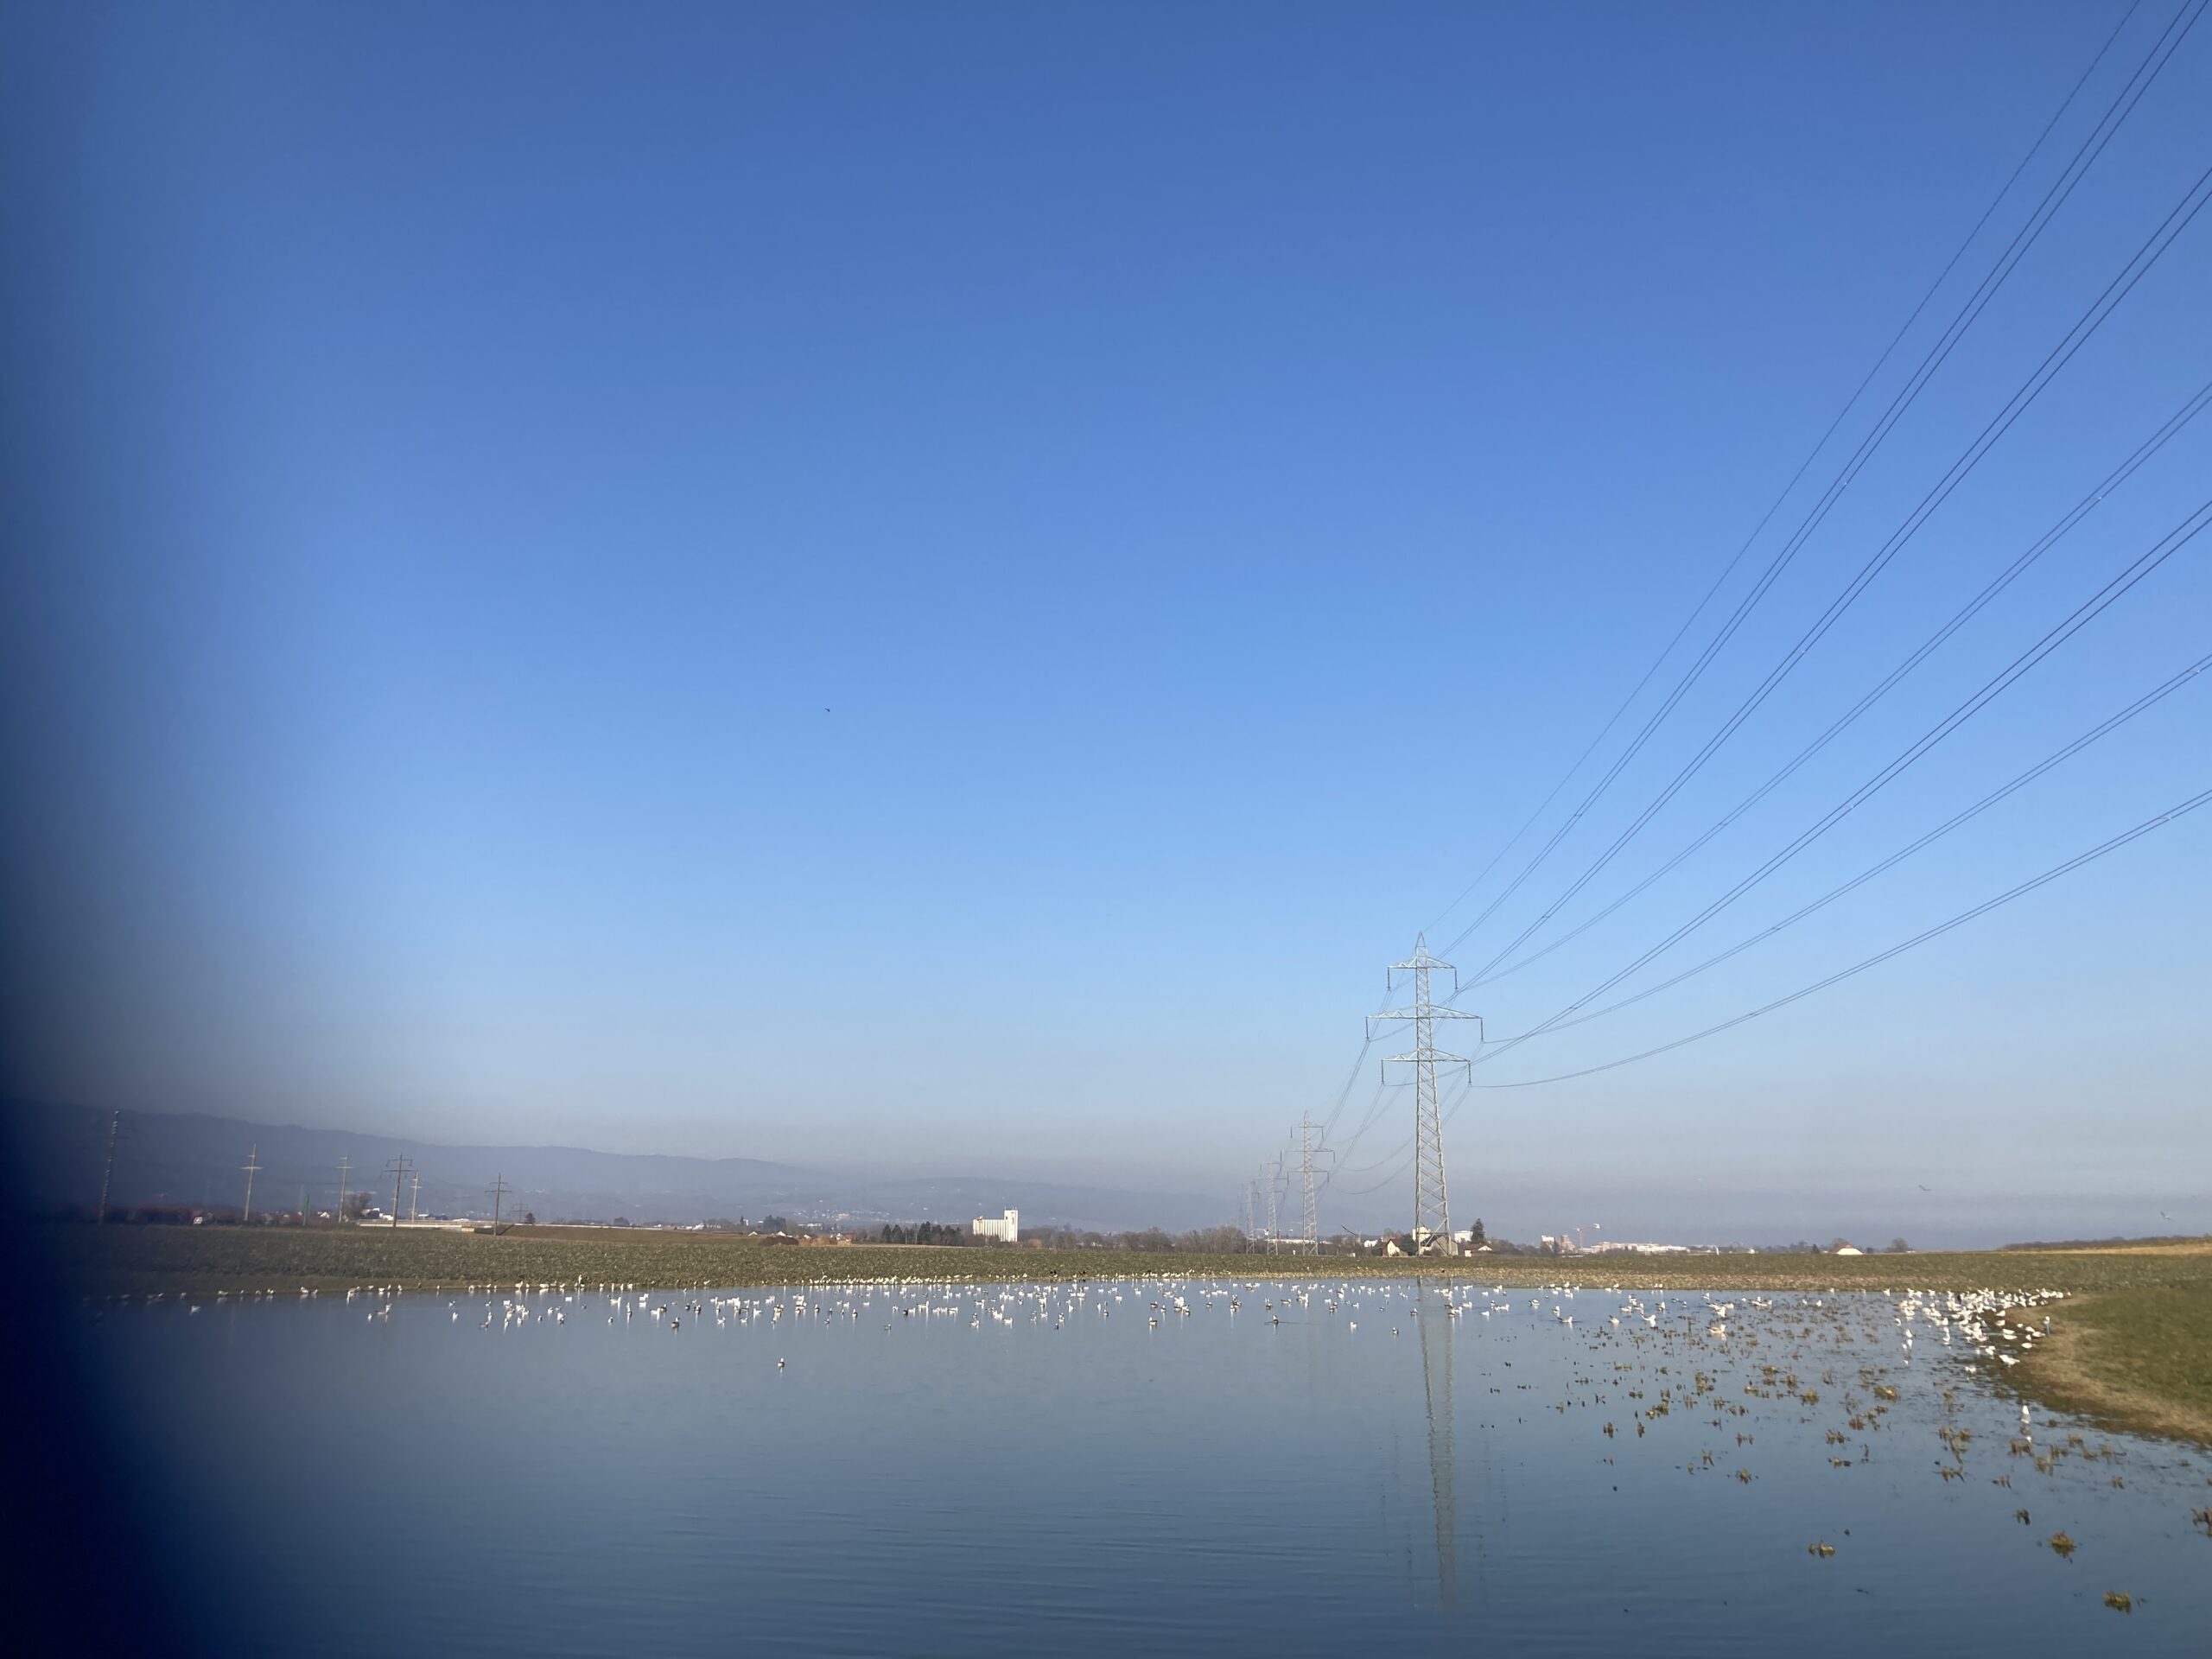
[79,1277,2209,1655]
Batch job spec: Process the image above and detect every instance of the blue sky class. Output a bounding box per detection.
[3,3,2207,1243]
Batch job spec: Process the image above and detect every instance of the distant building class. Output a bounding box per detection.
[1831,1244,1865,1256]
[973,1208,1020,1243]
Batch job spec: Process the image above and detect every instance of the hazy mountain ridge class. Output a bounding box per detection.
[1,1103,1223,1232]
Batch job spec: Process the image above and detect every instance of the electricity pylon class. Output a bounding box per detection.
[1369,934,1479,1256]
[1265,1156,1283,1255]
[336,1156,351,1224]
[240,1144,263,1223]
[487,1172,512,1235]
[1297,1114,1319,1254]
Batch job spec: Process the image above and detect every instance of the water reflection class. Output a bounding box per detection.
[63,1277,2212,1656]
[1417,1281,1457,1610]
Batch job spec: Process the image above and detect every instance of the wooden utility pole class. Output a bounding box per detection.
[385,1156,414,1228]
[487,1173,512,1236]
[97,1109,122,1224]
[240,1145,263,1223]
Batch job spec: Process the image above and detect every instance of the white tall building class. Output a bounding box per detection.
[972,1207,1019,1243]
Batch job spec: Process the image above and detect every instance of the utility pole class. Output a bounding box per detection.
[385,1156,414,1229]
[1369,934,1478,1257]
[97,1109,123,1224]
[487,1172,512,1236]
[410,1170,422,1222]
[336,1156,351,1224]
[1297,1113,1320,1255]
[240,1144,263,1224]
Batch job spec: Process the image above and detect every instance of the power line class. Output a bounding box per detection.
[1479,493,2212,1065]
[1441,0,2207,968]
[1459,132,2212,985]
[1534,650,2211,1038]
[1471,785,2212,1090]
[1469,378,2212,991]
[1311,1035,1381,1144]
[1324,1,2204,1225]
[1423,0,2152,944]
[1319,1069,1472,1199]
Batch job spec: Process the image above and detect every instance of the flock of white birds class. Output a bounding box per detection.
[135,1273,2212,1559]
[157,1274,2075,1369]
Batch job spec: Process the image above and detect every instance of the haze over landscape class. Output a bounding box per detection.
[4,2,2207,1246]
[9,9,2212,1656]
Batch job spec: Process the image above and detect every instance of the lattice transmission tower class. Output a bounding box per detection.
[1296,1114,1320,1254]
[1368,934,1478,1256]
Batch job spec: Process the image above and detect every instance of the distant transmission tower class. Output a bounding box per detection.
[1297,1114,1319,1254]
[240,1144,263,1223]
[97,1109,123,1224]
[1369,934,1478,1256]
[385,1156,414,1229]
[487,1172,512,1235]
[410,1169,422,1221]
[336,1155,352,1224]
[1265,1156,1283,1255]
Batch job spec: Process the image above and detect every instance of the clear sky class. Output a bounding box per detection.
[3,3,2207,1245]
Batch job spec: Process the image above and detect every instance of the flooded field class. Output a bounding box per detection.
[74,1277,2211,1655]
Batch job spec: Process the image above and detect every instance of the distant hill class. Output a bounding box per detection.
[0,1102,1222,1233]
